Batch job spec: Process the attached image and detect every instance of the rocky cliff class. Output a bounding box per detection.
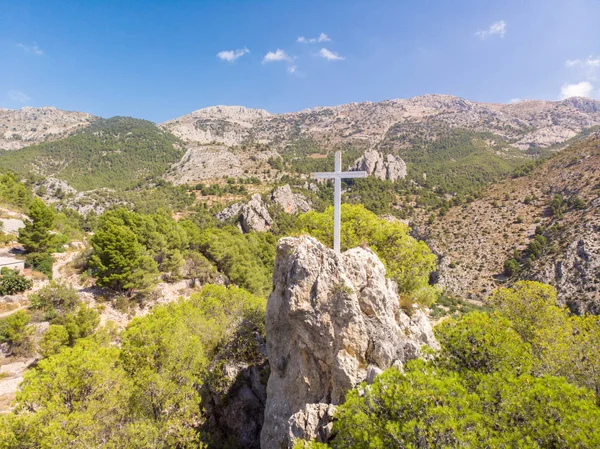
[261,236,438,449]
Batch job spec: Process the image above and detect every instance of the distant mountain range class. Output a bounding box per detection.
[3,95,600,152]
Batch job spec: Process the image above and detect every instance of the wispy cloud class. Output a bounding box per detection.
[216,48,249,62]
[509,98,523,104]
[263,49,292,63]
[318,48,344,61]
[16,42,43,55]
[565,56,600,68]
[297,32,330,44]
[560,81,594,99]
[287,65,297,73]
[7,90,31,104]
[475,20,506,39]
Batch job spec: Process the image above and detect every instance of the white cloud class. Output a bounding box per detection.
[319,48,344,61]
[566,56,600,68]
[287,65,297,73]
[560,81,594,99]
[216,48,249,62]
[475,20,506,39]
[263,49,291,63]
[509,98,523,104]
[297,32,330,44]
[7,90,31,103]
[16,42,43,55]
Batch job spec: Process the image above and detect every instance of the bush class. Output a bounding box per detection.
[320,361,600,449]
[38,324,70,358]
[0,310,34,356]
[25,252,55,278]
[503,258,520,276]
[435,312,532,376]
[29,281,80,316]
[0,268,32,295]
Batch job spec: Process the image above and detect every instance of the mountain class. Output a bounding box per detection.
[161,95,600,151]
[159,95,600,191]
[419,134,600,313]
[0,117,184,191]
[0,106,95,151]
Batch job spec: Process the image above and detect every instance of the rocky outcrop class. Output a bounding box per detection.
[216,202,243,222]
[260,236,438,449]
[350,150,407,181]
[533,226,600,314]
[215,194,273,233]
[240,194,273,233]
[271,185,312,214]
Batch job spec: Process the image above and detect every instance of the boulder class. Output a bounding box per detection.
[271,185,312,214]
[350,150,407,181]
[260,236,438,449]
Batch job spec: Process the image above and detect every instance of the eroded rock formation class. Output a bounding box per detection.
[260,236,438,449]
[271,185,312,214]
[350,150,407,181]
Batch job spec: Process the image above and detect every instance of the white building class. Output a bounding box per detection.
[0,256,25,273]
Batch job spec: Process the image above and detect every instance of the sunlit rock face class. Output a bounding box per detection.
[261,236,438,449]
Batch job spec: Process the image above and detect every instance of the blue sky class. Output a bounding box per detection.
[1,0,599,122]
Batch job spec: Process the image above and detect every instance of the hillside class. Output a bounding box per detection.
[0,117,185,191]
[0,106,95,151]
[419,134,600,312]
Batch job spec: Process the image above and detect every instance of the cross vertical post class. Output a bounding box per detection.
[313,151,367,253]
[334,151,342,253]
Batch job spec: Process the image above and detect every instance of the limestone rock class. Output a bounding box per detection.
[240,194,272,233]
[532,227,600,314]
[260,236,438,449]
[288,404,336,447]
[271,185,312,214]
[350,150,407,181]
[216,202,243,222]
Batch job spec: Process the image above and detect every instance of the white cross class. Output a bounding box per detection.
[313,151,367,253]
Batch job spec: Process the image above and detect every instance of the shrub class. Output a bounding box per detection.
[503,258,520,277]
[0,310,34,356]
[0,268,32,295]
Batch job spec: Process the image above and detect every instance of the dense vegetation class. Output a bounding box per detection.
[88,207,276,296]
[302,281,600,448]
[0,117,185,190]
[1,285,264,448]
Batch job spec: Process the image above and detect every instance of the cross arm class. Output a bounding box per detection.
[312,171,367,179]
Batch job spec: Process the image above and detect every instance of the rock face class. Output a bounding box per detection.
[271,185,312,214]
[260,236,438,449]
[240,194,273,233]
[533,226,600,314]
[350,150,407,181]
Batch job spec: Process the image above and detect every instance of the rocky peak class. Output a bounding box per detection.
[261,236,438,449]
[350,149,407,181]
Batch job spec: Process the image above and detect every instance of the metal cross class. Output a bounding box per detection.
[313,151,367,253]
